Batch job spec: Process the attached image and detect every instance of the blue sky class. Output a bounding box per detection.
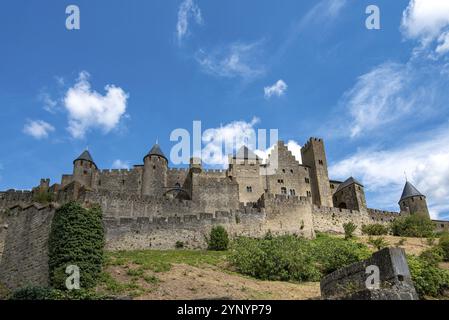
[1,0,449,219]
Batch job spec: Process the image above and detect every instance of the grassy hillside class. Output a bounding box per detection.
[96,235,447,300]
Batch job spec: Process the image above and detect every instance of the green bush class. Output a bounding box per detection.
[439,233,449,262]
[419,247,444,266]
[32,191,54,204]
[361,224,389,236]
[9,286,109,300]
[206,226,229,251]
[175,241,185,249]
[229,233,370,282]
[9,286,61,300]
[343,222,357,239]
[367,236,389,251]
[309,234,371,274]
[407,255,449,298]
[229,235,320,282]
[48,202,105,290]
[390,215,435,238]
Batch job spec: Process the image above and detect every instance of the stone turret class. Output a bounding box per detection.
[141,143,168,197]
[73,150,97,188]
[332,177,367,211]
[399,181,430,219]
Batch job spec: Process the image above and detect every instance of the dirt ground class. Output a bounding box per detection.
[105,263,321,300]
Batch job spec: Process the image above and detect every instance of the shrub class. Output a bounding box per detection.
[396,238,407,246]
[175,241,184,249]
[9,286,61,300]
[32,191,54,204]
[361,224,389,236]
[420,247,444,266]
[229,233,370,281]
[48,202,105,290]
[9,286,108,300]
[206,226,229,251]
[343,222,357,239]
[439,233,449,262]
[407,255,449,298]
[367,236,389,251]
[309,234,371,274]
[229,235,321,282]
[390,215,435,238]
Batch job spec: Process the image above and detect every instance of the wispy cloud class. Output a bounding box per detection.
[63,71,129,139]
[177,0,203,43]
[329,124,449,220]
[264,80,288,99]
[111,159,130,170]
[39,92,58,113]
[196,41,266,79]
[23,120,55,139]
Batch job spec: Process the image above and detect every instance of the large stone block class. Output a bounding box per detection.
[320,247,418,300]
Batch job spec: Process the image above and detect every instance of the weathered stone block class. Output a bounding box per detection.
[320,247,418,300]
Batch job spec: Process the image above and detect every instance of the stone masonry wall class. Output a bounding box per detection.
[312,205,372,235]
[0,204,56,290]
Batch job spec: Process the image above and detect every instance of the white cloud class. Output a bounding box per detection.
[329,125,449,219]
[64,71,129,139]
[177,0,203,42]
[264,80,287,99]
[111,159,130,170]
[401,0,449,56]
[202,117,261,166]
[196,41,266,79]
[287,140,303,163]
[23,120,55,139]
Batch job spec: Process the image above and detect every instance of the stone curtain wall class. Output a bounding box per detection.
[0,210,6,265]
[312,206,372,235]
[0,191,34,210]
[0,204,56,290]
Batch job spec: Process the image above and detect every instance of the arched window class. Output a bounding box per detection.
[281,187,287,195]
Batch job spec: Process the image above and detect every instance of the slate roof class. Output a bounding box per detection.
[336,177,363,192]
[146,144,167,160]
[74,150,94,164]
[400,181,424,202]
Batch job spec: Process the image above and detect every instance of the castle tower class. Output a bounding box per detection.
[73,150,97,188]
[332,177,367,211]
[399,181,430,219]
[141,143,168,197]
[189,157,202,174]
[300,138,333,207]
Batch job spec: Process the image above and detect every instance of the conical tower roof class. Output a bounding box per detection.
[74,150,95,164]
[146,144,167,161]
[400,181,424,202]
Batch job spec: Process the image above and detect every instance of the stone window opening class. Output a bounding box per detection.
[122,180,125,185]
[305,178,310,184]
[318,160,324,165]
[246,186,253,193]
[175,183,181,189]
[282,169,286,173]
[281,187,287,195]
[307,191,311,197]
[83,170,88,175]
[290,169,294,174]
[289,189,296,196]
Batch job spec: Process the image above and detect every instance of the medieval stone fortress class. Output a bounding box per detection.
[1,136,448,290]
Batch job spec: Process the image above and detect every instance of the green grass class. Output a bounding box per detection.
[105,249,229,273]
